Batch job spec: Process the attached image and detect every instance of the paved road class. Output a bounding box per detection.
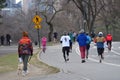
[30,42,120,80]
[0,45,18,56]
[0,45,39,56]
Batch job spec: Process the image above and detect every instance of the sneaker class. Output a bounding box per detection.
[22,70,29,76]
[66,56,69,61]
[81,60,86,63]
[86,56,88,59]
[99,60,102,63]
[67,58,69,61]
[22,71,26,76]
[25,70,29,75]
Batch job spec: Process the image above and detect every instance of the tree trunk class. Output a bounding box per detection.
[48,23,53,42]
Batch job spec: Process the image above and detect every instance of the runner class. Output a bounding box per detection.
[60,31,71,62]
[77,29,87,63]
[94,32,106,63]
[68,30,74,52]
[86,32,92,59]
[106,34,112,51]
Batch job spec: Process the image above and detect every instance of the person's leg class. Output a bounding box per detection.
[80,46,86,63]
[97,48,104,63]
[70,42,72,52]
[62,47,67,61]
[66,47,70,61]
[22,55,29,72]
[86,44,90,58]
[101,48,104,59]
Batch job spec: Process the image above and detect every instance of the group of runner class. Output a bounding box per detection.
[17,30,112,76]
[60,29,112,63]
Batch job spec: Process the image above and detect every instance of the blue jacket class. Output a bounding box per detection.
[77,33,87,46]
[94,36,105,48]
[86,35,91,44]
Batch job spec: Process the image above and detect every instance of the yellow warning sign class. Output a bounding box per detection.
[34,25,42,29]
[33,15,42,25]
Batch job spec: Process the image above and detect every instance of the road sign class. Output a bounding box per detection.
[33,15,42,25]
[34,24,42,29]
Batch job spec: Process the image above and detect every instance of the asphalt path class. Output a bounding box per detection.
[0,45,38,56]
[30,42,120,80]
[0,46,18,56]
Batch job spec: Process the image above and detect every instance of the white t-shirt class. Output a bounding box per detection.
[60,35,70,47]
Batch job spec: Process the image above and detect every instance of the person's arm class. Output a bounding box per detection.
[18,43,21,57]
[94,37,97,43]
[60,36,63,43]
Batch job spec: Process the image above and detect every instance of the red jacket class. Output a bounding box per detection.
[106,34,112,41]
[18,37,33,55]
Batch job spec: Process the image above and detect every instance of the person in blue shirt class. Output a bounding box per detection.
[86,32,92,59]
[94,32,106,63]
[77,29,87,63]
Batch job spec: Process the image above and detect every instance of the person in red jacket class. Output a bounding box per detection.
[18,31,33,76]
[106,34,112,51]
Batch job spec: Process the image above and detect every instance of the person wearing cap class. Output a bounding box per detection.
[77,29,87,63]
[18,31,33,76]
[94,32,106,63]
[60,31,71,62]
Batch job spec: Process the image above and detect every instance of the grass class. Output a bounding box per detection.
[0,49,60,74]
[0,53,18,73]
[30,50,60,74]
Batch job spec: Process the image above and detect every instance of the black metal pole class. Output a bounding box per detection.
[37,29,40,48]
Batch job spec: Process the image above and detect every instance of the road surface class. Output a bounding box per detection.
[30,42,120,80]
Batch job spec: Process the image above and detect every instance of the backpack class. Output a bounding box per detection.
[96,37,105,42]
[20,44,30,54]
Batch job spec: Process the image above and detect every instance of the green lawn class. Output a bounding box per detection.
[0,53,18,73]
[0,49,60,74]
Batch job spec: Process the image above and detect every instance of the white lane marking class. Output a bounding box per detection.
[111,50,120,56]
[75,47,120,67]
[75,48,92,80]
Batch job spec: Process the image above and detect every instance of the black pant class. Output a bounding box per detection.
[107,41,112,47]
[62,47,70,61]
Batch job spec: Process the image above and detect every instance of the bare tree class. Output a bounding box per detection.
[35,0,68,41]
[99,0,120,40]
[68,0,105,33]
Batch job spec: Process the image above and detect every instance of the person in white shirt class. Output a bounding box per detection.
[60,31,71,62]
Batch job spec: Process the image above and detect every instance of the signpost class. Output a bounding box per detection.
[33,15,42,48]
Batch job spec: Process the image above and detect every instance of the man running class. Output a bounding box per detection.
[94,32,106,63]
[77,29,87,63]
[60,31,71,62]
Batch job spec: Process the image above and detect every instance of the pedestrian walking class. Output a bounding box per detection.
[0,35,5,46]
[6,34,11,46]
[77,29,87,63]
[94,32,106,63]
[60,31,71,62]
[18,31,33,76]
[86,32,92,59]
[53,31,58,43]
[41,36,47,53]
